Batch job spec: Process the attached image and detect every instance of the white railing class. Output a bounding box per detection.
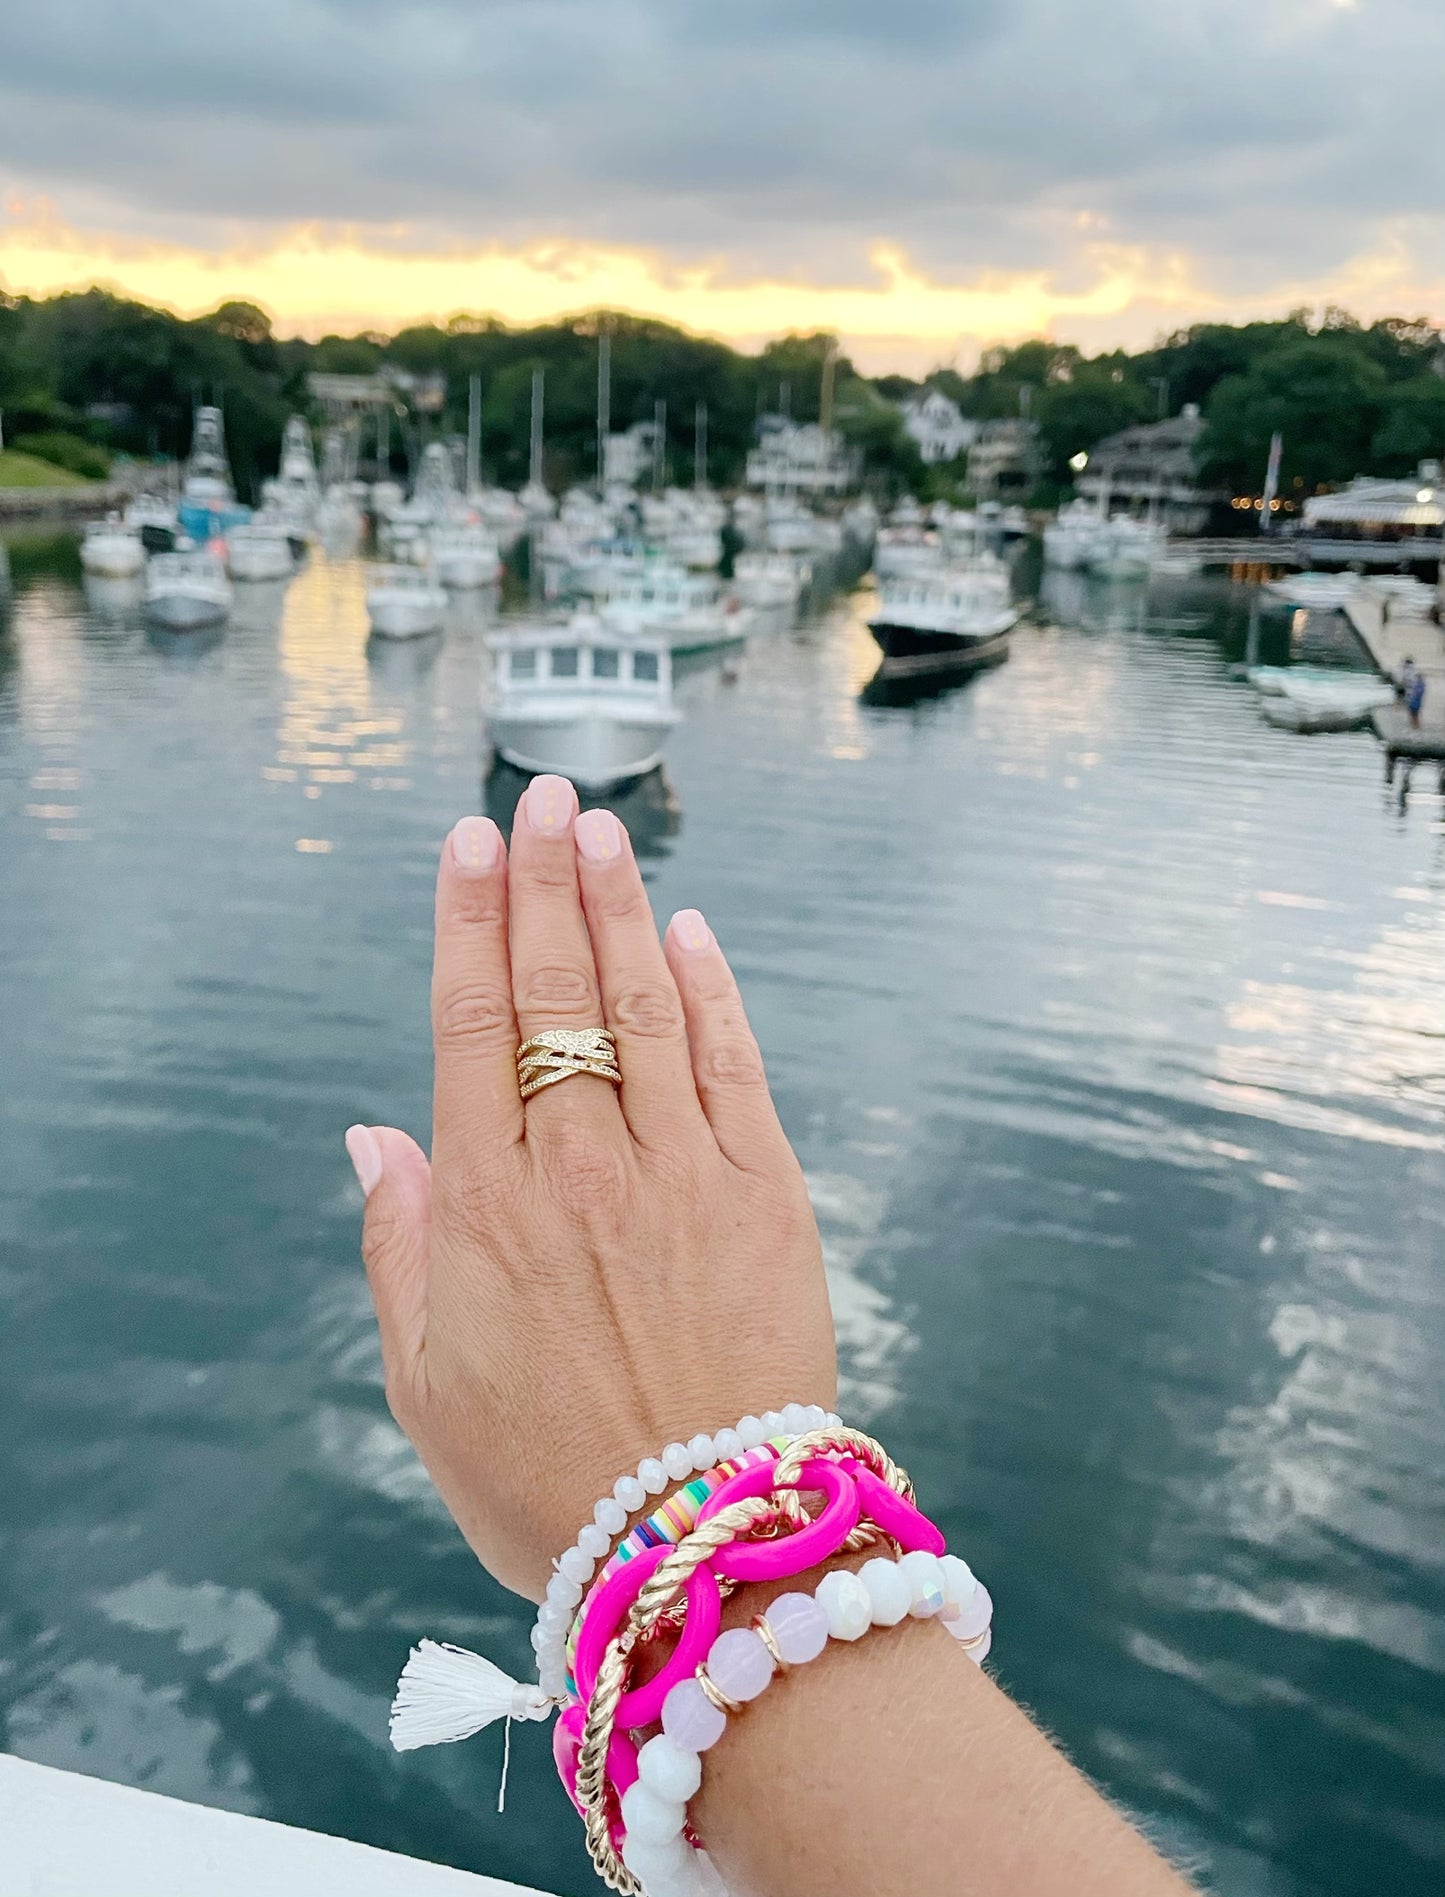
[0,1754,549,1897]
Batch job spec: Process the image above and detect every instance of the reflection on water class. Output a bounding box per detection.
[0,548,1443,1897]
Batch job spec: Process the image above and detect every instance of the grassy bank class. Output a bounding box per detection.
[0,451,95,489]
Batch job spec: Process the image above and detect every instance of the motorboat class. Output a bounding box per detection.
[485,614,680,790]
[874,525,944,581]
[1247,665,1395,731]
[733,551,808,611]
[79,514,145,578]
[260,416,321,533]
[430,523,502,589]
[177,406,251,543]
[365,564,448,639]
[144,549,233,631]
[225,520,296,582]
[1043,500,1107,570]
[123,494,178,553]
[866,553,1019,678]
[1089,514,1168,578]
[1262,573,1361,611]
[596,565,749,655]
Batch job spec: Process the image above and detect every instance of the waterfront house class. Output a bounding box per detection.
[1075,405,1226,534]
[745,417,859,493]
[1298,462,1445,571]
[966,418,1041,501]
[899,388,978,465]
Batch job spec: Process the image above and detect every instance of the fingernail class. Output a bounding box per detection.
[451,815,501,875]
[668,909,714,953]
[575,808,624,864]
[523,774,577,837]
[345,1124,384,1197]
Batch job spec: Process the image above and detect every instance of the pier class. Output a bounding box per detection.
[1343,593,1445,781]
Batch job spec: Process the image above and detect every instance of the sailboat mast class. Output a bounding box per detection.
[596,333,611,494]
[695,401,707,491]
[529,369,545,490]
[652,399,666,493]
[466,374,481,495]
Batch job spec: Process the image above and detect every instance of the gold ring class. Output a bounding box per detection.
[516,1027,622,1100]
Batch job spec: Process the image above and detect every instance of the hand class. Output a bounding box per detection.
[347,775,837,1601]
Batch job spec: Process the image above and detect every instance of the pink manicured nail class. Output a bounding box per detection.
[575,808,624,864]
[669,909,714,954]
[523,774,577,837]
[451,816,501,875]
[345,1124,384,1197]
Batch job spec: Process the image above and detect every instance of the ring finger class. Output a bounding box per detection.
[508,775,622,1135]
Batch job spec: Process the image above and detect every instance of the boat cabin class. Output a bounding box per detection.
[490,623,672,696]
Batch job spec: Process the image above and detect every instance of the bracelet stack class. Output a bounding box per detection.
[389,1408,994,1897]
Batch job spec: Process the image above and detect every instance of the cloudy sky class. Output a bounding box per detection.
[2,0,1443,369]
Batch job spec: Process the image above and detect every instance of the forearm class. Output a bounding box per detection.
[697,1564,1191,1897]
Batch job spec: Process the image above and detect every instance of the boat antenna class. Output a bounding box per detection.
[596,329,610,496]
[529,369,545,491]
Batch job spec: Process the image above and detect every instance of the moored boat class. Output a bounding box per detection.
[867,555,1019,678]
[430,523,502,589]
[79,514,145,578]
[176,406,251,543]
[733,551,808,611]
[225,520,295,582]
[145,550,233,631]
[365,564,448,639]
[485,615,680,790]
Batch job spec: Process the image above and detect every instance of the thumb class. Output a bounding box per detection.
[346,1124,432,1391]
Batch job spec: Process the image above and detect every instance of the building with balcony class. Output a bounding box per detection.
[1075,404,1226,533]
[900,388,978,465]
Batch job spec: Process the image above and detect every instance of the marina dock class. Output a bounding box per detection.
[1343,593,1445,778]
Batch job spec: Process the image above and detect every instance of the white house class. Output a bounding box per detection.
[745,418,859,493]
[900,389,978,465]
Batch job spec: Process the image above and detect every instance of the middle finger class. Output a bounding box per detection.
[508,775,622,1137]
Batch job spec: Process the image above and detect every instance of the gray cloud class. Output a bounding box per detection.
[2,0,1444,320]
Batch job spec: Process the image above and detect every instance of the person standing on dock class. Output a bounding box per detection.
[1396,656,1426,727]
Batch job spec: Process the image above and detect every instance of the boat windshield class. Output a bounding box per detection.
[632,651,660,683]
[550,647,580,677]
[593,649,620,679]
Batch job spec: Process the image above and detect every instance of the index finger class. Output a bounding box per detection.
[431,816,525,1188]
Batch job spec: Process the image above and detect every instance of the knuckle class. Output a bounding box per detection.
[589,877,651,924]
[611,981,686,1039]
[519,962,596,1016]
[433,1159,501,1237]
[435,982,514,1047]
[699,1035,768,1088]
[542,1123,632,1225]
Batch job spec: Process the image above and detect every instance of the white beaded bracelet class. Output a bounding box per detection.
[617,1548,994,1897]
[532,1402,839,1700]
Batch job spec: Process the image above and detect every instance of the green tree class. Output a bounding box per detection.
[1201,337,1389,494]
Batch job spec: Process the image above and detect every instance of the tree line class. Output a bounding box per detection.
[2,287,1442,507]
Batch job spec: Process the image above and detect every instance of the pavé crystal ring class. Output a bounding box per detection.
[517,1027,622,1100]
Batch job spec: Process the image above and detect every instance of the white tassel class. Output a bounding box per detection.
[389,1640,552,1752]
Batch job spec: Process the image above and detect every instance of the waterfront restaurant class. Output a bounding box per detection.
[1299,462,1445,570]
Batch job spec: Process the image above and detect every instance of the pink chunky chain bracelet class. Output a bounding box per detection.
[387,1416,994,1897]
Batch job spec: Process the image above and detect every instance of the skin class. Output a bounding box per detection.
[351,773,1193,1897]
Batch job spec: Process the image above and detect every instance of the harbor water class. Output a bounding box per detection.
[1,540,1442,1896]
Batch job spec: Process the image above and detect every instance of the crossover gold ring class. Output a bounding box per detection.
[516,1027,622,1101]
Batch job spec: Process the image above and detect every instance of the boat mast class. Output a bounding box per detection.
[596,331,611,495]
[466,373,482,495]
[694,401,708,492]
[529,369,545,491]
[652,399,666,493]
[819,339,837,439]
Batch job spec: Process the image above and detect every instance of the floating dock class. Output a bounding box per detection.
[1342,594,1445,780]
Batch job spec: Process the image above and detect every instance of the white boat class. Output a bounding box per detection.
[79,514,145,578]
[145,550,233,631]
[1043,500,1107,569]
[867,553,1019,678]
[1247,665,1395,731]
[596,565,748,654]
[261,416,321,533]
[430,524,502,589]
[365,564,448,639]
[485,615,681,790]
[225,520,295,582]
[1089,514,1168,578]
[733,551,808,611]
[874,526,944,581]
[1263,573,1361,611]
[124,493,179,552]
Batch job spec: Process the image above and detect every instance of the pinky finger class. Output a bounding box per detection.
[347,1124,432,1402]
[663,911,788,1169]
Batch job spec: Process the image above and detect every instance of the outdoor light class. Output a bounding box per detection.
[1417,488,1433,503]
[1069,451,1089,472]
